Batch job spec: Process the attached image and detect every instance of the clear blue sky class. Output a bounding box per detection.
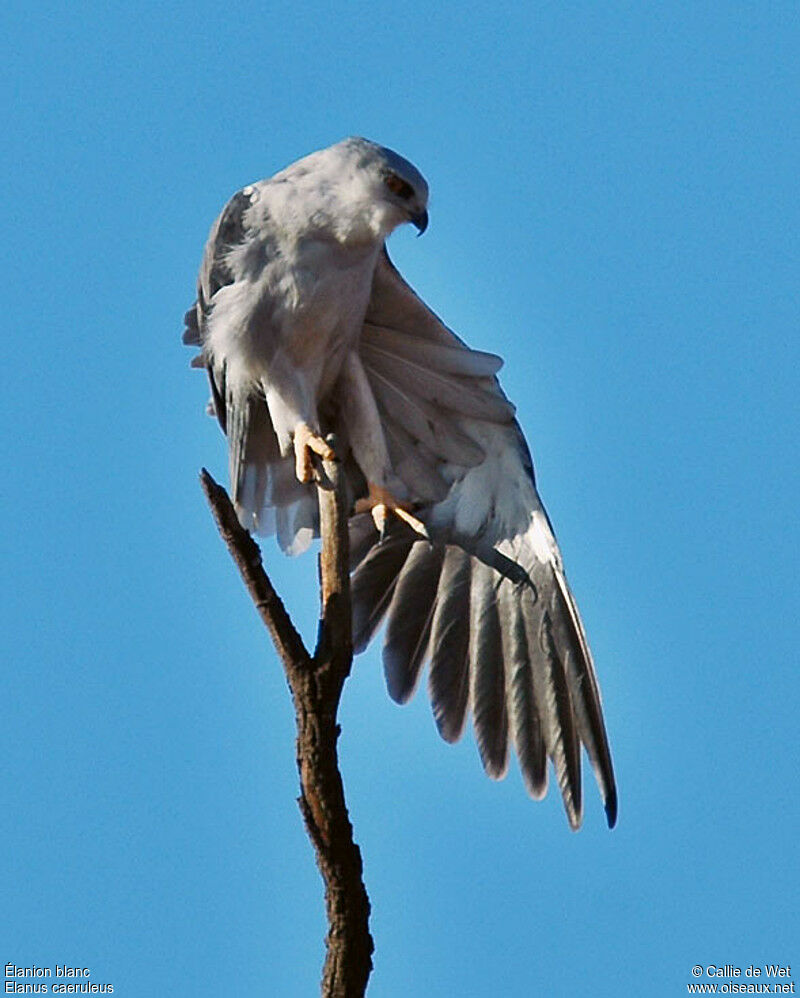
[2,3,798,996]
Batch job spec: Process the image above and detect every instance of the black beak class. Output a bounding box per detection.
[410,208,429,235]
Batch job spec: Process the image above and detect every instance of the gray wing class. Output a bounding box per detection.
[349,250,617,829]
[183,187,314,548]
[183,185,262,461]
[183,186,255,398]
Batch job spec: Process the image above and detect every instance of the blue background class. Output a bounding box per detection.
[2,3,798,995]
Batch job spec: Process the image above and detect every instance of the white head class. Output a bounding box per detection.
[279,137,429,243]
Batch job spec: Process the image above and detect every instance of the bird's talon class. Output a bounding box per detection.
[356,485,428,540]
[371,502,389,538]
[294,424,336,483]
[393,507,429,539]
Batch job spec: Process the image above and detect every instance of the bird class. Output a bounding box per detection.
[183,137,617,829]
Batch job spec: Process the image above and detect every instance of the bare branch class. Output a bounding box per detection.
[315,444,353,666]
[200,462,374,997]
[200,468,311,672]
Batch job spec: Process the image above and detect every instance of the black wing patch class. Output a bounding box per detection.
[201,186,256,306]
[182,186,259,432]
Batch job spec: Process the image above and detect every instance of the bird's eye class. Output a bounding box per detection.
[385,173,415,200]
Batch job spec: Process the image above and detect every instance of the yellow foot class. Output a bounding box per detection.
[354,483,429,540]
[294,424,336,483]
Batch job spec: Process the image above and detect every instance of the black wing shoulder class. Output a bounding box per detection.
[182,185,262,430]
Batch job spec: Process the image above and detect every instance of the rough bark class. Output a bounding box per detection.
[201,453,373,997]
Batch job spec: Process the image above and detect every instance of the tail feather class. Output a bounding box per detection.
[351,534,415,653]
[499,581,547,799]
[536,605,583,830]
[428,547,472,743]
[469,561,509,779]
[551,567,618,827]
[383,542,444,703]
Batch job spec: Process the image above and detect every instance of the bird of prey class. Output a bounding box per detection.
[184,137,617,829]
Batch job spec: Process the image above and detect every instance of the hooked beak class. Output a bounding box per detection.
[410,208,429,236]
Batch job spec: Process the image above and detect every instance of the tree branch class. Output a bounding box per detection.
[200,461,374,997]
[200,469,310,673]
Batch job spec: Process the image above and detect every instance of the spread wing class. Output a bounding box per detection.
[350,250,617,829]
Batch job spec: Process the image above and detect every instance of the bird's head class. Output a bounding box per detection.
[368,141,429,236]
[303,137,429,243]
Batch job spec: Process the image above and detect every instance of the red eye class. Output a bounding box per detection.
[385,174,415,200]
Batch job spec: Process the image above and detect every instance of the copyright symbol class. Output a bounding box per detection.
[692,966,703,978]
